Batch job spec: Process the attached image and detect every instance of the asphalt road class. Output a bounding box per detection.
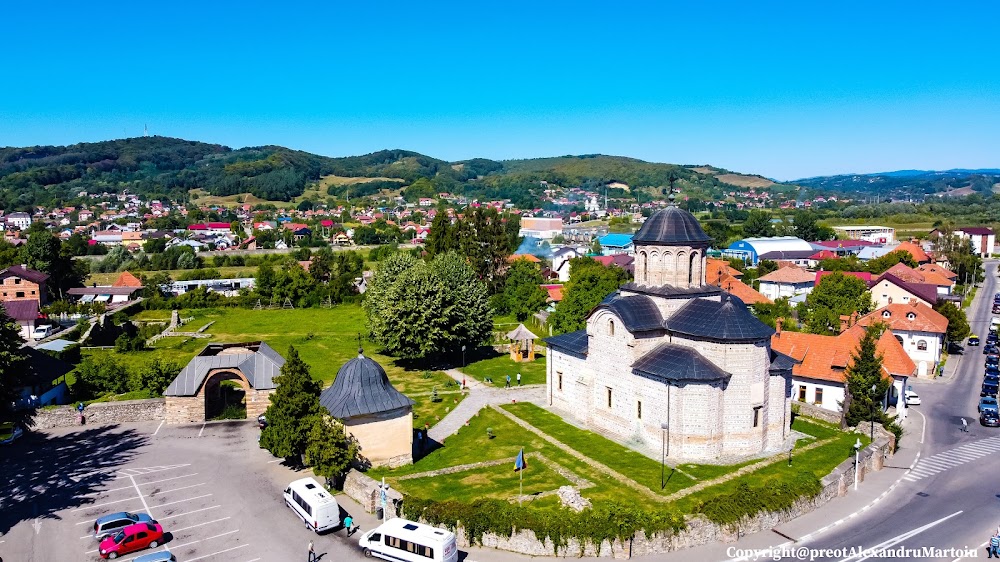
[0,420,372,562]
[802,261,1000,561]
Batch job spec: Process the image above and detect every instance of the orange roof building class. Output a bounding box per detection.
[508,254,541,264]
[711,272,772,305]
[893,241,930,264]
[916,263,958,281]
[771,323,914,415]
[757,265,815,302]
[706,258,743,282]
[856,301,948,378]
[112,271,143,288]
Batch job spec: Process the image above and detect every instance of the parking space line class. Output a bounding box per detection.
[153,420,165,435]
[80,473,199,497]
[156,482,205,495]
[198,423,206,437]
[203,529,239,541]
[161,505,221,520]
[139,473,199,487]
[165,529,239,551]
[127,473,168,553]
[71,495,140,512]
[171,516,231,533]
[185,543,250,561]
[155,494,213,509]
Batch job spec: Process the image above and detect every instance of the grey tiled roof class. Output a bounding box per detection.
[320,353,414,419]
[591,294,663,333]
[544,329,589,358]
[633,206,712,246]
[769,349,798,373]
[621,283,723,299]
[665,294,775,343]
[164,342,285,396]
[632,343,731,383]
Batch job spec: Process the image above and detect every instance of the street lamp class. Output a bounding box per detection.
[853,438,862,491]
[660,422,669,489]
[870,384,878,442]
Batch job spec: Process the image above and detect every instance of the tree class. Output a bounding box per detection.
[73,354,129,398]
[864,250,917,275]
[803,272,873,334]
[259,346,323,460]
[304,415,358,481]
[0,307,31,427]
[364,252,492,358]
[424,212,456,258]
[792,210,834,242]
[742,210,774,238]
[501,259,548,321]
[933,227,984,285]
[128,358,180,396]
[843,323,893,428]
[256,263,276,298]
[934,301,971,343]
[24,229,83,298]
[549,257,630,334]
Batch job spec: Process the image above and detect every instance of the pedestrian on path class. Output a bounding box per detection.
[961,418,969,432]
[308,539,316,562]
[416,430,424,453]
[516,372,521,386]
[344,514,355,536]
[989,532,1000,558]
[505,374,511,388]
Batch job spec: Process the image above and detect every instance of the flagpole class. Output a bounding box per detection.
[519,466,523,505]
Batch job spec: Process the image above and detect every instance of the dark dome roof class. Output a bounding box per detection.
[320,352,414,419]
[591,294,663,333]
[664,294,774,343]
[633,206,712,246]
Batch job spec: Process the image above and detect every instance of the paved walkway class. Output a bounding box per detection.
[427,368,544,442]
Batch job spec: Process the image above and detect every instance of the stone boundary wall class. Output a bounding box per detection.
[343,470,404,520]
[34,398,165,429]
[795,401,843,425]
[374,422,896,559]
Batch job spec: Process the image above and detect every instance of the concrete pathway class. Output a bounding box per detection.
[426,368,544,442]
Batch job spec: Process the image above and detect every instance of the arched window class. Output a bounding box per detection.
[895,335,903,345]
[882,311,891,318]
[608,319,615,337]
[917,340,927,351]
[689,252,697,286]
[641,251,648,284]
[907,313,916,320]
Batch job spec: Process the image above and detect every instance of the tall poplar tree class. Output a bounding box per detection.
[0,307,30,427]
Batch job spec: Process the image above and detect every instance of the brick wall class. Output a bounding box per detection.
[34,398,165,429]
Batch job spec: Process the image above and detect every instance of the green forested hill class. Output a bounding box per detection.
[0,137,763,210]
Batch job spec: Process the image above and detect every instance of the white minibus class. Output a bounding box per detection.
[358,517,458,562]
[283,477,340,533]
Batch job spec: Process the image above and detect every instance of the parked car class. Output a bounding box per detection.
[98,522,163,559]
[0,424,23,445]
[982,410,1000,427]
[987,357,999,367]
[93,512,155,541]
[979,396,999,414]
[985,345,998,356]
[970,335,981,346]
[986,369,999,381]
[983,381,999,397]
[133,551,176,562]
[31,324,54,340]
[904,389,921,405]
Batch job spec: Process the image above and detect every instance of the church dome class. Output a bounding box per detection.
[320,350,414,419]
[633,205,712,246]
[664,293,774,343]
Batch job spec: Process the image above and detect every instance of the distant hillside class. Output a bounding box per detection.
[793,169,1000,199]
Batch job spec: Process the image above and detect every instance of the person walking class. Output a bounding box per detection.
[308,539,316,562]
[505,374,511,388]
[516,372,521,386]
[344,514,354,536]
[989,532,1000,558]
[961,417,969,432]
[416,430,423,453]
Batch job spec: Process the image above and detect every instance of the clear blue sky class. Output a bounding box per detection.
[2,1,997,180]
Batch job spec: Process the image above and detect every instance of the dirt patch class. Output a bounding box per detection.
[715,173,775,188]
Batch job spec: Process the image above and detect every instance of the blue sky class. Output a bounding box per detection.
[1,1,997,180]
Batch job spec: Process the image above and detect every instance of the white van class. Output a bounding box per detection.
[358,518,458,562]
[283,477,340,533]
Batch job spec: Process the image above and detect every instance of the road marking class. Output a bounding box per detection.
[913,408,926,444]
[153,420,165,435]
[155,482,205,495]
[185,543,250,561]
[170,516,231,534]
[71,495,140,512]
[903,437,1000,481]
[835,511,962,562]
[267,459,283,464]
[154,493,213,509]
[81,473,199,497]
[203,529,239,541]
[953,539,989,561]
[165,529,240,551]
[161,505,221,520]
[198,423,206,437]
[127,473,169,554]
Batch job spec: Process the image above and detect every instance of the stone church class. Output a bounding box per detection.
[545,204,795,461]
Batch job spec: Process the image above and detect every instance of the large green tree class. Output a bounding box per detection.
[260,346,323,459]
[500,259,548,321]
[0,307,31,427]
[802,272,872,334]
[549,257,630,334]
[24,229,85,298]
[933,301,971,343]
[933,228,984,285]
[864,250,917,275]
[304,415,359,481]
[843,323,893,428]
[425,212,457,258]
[742,210,774,238]
[364,252,492,358]
[792,210,835,242]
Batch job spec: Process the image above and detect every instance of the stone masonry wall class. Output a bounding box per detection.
[796,400,844,426]
[342,470,404,519]
[34,398,165,429]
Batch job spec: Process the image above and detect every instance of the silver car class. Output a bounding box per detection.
[93,511,155,540]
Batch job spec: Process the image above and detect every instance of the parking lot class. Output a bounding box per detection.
[0,419,369,561]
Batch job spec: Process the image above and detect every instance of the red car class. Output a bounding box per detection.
[99,522,164,559]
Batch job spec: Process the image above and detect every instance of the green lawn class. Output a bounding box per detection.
[461,352,547,386]
[401,460,572,503]
[501,402,697,495]
[82,305,464,427]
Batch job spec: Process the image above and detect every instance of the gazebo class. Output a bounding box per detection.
[507,324,539,362]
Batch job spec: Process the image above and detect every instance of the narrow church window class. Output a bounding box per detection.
[557,372,563,391]
[606,387,612,409]
[752,406,762,427]
[637,401,642,419]
[608,320,615,337]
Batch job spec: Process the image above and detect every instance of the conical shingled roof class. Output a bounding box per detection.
[633,206,712,246]
[320,351,414,419]
[664,294,775,343]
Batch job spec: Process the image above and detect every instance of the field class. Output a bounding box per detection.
[86,265,257,286]
[714,173,775,188]
[187,175,405,208]
[86,305,464,427]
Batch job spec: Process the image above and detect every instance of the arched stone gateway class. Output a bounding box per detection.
[164,342,285,424]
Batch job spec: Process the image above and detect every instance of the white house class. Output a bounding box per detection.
[552,246,585,282]
[952,227,995,258]
[519,217,563,240]
[857,302,948,378]
[757,266,815,301]
[6,212,32,230]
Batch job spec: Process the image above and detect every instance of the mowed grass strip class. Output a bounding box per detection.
[501,403,696,495]
[401,460,571,503]
[461,353,546,386]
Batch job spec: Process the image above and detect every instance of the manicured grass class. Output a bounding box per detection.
[501,402,697,495]
[402,460,572,503]
[791,416,841,440]
[461,352,546,386]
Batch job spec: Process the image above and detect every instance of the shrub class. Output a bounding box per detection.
[696,472,821,528]
[128,358,180,396]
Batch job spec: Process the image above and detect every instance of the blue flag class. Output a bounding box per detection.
[514,448,527,472]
